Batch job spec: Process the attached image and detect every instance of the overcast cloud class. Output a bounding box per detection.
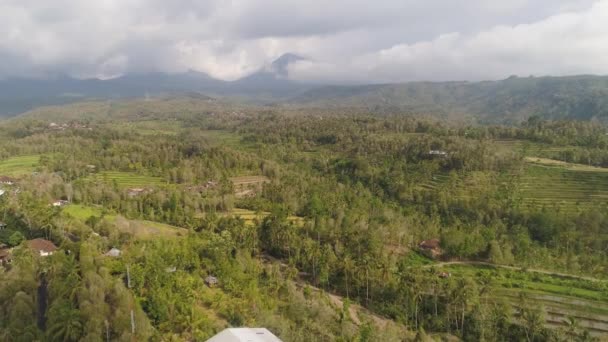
[0,0,604,83]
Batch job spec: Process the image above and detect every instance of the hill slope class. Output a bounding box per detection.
[0,54,312,116]
[290,75,608,122]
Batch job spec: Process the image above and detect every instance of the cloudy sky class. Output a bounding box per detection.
[0,0,606,83]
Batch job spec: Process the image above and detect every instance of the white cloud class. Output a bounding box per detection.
[288,0,608,83]
[0,0,602,82]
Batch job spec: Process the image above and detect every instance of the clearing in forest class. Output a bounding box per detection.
[225,208,304,226]
[198,130,243,148]
[63,204,185,239]
[86,171,165,188]
[439,263,608,337]
[525,157,608,172]
[230,175,270,186]
[517,164,608,212]
[106,120,182,136]
[230,175,270,197]
[493,139,570,157]
[0,155,41,176]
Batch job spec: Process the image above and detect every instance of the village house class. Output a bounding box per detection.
[419,238,443,259]
[428,150,448,157]
[207,328,282,342]
[0,176,16,185]
[104,247,121,257]
[127,188,148,197]
[438,271,451,279]
[0,246,11,265]
[205,275,219,287]
[52,199,70,207]
[27,238,58,257]
[187,181,219,193]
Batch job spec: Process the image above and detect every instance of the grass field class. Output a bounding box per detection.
[63,204,186,239]
[198,130,244,148]
[63,204,108,220]
[122,219,187,239]
[216,208,304,226]
[0,155,41,176]
[86,171,166,188]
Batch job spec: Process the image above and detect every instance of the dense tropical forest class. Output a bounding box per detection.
[1,98,608,341]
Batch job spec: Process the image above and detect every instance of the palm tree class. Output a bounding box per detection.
[46,303,83,342]
[342,255,355,299]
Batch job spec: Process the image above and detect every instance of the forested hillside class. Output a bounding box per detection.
[1,98,608,341]
[4,74,608,124]
[291,75,608,123]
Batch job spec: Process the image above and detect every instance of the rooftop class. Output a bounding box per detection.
[206,328,282,342]
[419,238,441,250]
[27,238,58,253]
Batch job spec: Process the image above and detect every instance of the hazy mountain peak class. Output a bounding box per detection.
[270,53,307,77]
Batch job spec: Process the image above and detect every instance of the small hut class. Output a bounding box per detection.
[205,275,219,287]
[104,248,121,257]
[419,238,443,259]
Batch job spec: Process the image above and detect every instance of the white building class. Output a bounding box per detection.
[206,328,282,342]
[104,248,121,257]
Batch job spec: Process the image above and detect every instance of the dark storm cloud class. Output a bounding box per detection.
[0,0,603,82]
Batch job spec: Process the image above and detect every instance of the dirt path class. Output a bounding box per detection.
[421,261,604,282]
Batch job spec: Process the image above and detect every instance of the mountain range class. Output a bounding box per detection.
[0,53,312,116]
[2,53,608,123]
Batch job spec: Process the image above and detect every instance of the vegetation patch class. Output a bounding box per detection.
[525,156,608,172]
[0,155,41,176]
[86,171,166,188]
[517,165,608,212]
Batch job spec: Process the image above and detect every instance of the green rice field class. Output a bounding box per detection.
[86,171,166,188]
[441,263,608,337]
[216,208,304,226]
[0,155,41,176]
[517,165,608,212]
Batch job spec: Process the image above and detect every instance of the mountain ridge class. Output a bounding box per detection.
[0,53,311,115]
[289,75,608,122]
[2,61,608,122]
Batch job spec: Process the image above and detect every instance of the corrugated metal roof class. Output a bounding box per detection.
[206,328,282,342]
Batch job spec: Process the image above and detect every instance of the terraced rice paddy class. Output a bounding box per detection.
[230,175,270,197]
[442,263,608,338]
[220,208,304,226]
[517,165,608,212]
[500,289,608,337]
[86,171,166,188]
[0,155,41,176]
[494,139,569,156]
[230,175,270,186]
